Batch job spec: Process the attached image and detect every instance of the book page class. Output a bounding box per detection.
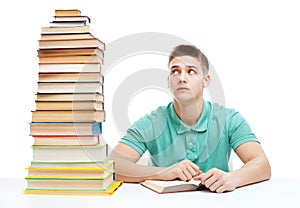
[145,179,201,188]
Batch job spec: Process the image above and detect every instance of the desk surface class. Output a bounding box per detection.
[1,178,299,208]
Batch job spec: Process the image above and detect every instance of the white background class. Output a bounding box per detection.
[0,0,299,178]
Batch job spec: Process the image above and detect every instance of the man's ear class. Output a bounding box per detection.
[203,74,210,87]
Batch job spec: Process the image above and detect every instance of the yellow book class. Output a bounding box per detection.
[25,172,114,190]
[25,160,114,179]
[24,181,123,196]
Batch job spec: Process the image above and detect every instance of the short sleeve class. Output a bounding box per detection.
[120,115,154,156]
[227,110,259,151]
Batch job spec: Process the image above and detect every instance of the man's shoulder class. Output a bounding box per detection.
[131,103,171,130]
[206,101,239,119]
[142,103,172,126]
[147,102,171,118]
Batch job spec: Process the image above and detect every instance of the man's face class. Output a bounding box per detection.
[168,55,209,103]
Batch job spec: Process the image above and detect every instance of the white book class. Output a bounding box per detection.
[39,63,102,73]
[37,82,103,93]
[141,179,203,193]
[32,144,108,162]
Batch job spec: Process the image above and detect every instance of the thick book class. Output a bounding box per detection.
[31,110,105,122]
[38,73,104,83]
[141,179,203,194]
[25,171,114,190]
[39,38,105,51]
[40,33,95,41]
[30,122,102,136]
[37,82,103,93]
[32,135,100,146]
[41,25,94,34]
[39,55,103,64]
[38,48,103,57]
[53,16,91,23]
[55,9,81,16]
[49,21,87,27]
[31,144,108,162]
[39,63,102,73]
[24,181,123,196]
[35,101,104,110]
[36,93,104,102]
[30,160,111,168]
[26,160,114,178]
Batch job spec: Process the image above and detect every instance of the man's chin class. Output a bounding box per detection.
[174,94,197,103]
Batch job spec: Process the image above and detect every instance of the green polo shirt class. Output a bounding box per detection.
[120,101,258,172]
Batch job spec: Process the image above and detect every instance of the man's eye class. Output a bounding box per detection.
[188,70,196,75]
[171,70,179,75]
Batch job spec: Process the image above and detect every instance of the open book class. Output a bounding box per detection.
[141,179,203,193]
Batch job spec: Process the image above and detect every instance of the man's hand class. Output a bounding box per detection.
[194,168,237,193]
[159,159,202,181]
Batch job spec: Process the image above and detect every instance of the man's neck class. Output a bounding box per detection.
[173,98,204,126]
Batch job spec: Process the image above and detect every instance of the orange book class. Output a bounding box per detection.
[31,110,105,122]
[55,9,81,16]
[37,47,103,58]
[39,38,105,51]
[38,73,103,83]
[40,33,94,41]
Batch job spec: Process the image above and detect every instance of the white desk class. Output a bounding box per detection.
[1,178,299,208]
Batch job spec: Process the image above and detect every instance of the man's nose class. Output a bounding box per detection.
[179,71,187,82]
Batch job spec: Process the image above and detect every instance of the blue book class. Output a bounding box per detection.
[29,122,102,136]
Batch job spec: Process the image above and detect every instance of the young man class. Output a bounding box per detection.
[109,45,271,193]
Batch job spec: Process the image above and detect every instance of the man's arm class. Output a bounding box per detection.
[231,141,271,187]
[109,143,201,182]
[195,141,271,193]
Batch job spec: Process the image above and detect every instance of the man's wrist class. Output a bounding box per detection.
[148,166,168,180]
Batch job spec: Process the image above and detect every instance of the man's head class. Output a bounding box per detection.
[168,45,210,103]
[168,45,209,74]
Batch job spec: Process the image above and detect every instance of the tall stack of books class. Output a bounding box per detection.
[25,9,122,195]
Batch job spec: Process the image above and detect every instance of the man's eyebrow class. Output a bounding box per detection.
[169,64,200,70]
[169,65,180,69]
[186,65,198,68]
[186,65,200,71]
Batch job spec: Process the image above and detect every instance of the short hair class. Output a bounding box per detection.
[168,45,209,72]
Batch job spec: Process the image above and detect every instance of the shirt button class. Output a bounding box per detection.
[189,142,193,147]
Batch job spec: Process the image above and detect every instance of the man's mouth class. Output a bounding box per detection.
[177,87,189,91]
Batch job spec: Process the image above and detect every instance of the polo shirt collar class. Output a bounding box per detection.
[169,101,209,134]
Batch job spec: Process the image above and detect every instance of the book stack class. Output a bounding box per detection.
[25,9,122,195]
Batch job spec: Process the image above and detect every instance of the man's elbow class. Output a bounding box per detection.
[262,157,272,181]
[108,149,117,161]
